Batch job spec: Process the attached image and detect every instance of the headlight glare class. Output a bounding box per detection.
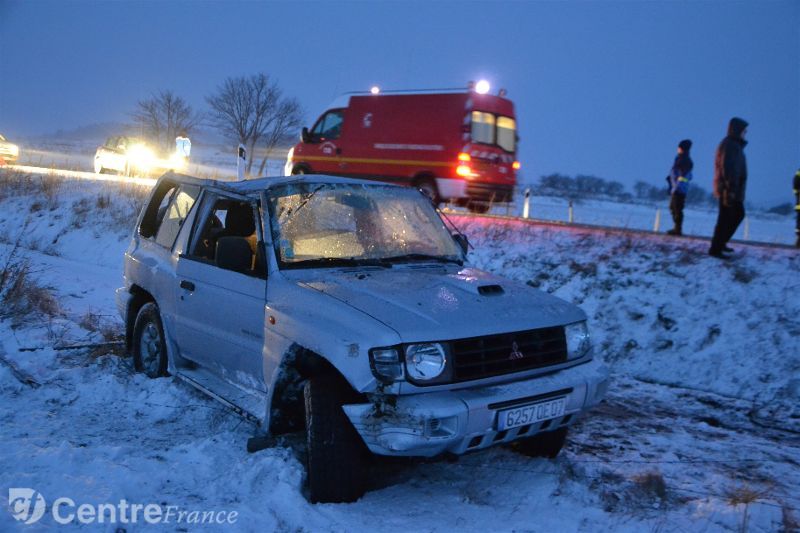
[565,321,591,360]
[404,343,446,381]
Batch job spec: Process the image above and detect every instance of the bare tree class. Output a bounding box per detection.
[131,90,202,153]
[256,98,303,176]
[206,73,302,176]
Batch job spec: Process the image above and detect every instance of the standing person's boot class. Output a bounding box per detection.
[796,236,800,248]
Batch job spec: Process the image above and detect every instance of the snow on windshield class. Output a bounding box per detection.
[268,183,461,265]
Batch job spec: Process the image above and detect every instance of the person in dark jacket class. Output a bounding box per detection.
[666,139,693,236]
[794,168,800,248]
[709,117,748,258]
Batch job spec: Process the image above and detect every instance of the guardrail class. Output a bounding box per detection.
[443,187,798,251]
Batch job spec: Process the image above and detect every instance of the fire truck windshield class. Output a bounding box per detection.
[470,111,516,153]
[496,116,516,152]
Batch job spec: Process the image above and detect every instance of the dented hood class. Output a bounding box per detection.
[292,266,585,342]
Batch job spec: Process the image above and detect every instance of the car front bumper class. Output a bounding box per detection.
[343,357,609,457]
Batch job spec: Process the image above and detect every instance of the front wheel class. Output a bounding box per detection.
[512,427,568,458]
[132,302,168,378]
[304,374,367,503]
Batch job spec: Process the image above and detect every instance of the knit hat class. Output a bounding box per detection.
[678,139,692,152]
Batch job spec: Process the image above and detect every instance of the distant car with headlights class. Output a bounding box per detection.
[94,136,185,176]
[0,133,20,165]
[116,172,609,504]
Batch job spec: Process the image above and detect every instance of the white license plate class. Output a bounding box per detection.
[497,397,567,431]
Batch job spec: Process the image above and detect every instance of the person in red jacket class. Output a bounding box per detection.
[709,117,748,259]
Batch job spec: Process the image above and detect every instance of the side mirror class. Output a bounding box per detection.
[453,233,469,256]
[301,127,310,143]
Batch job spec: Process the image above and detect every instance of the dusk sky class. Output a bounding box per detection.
[1,0,798,206]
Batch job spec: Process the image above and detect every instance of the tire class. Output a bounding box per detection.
[513,427,568,459]
[415,178,440,206]
[292,166,307,175]
[304,374,367,503]
[467,202,491,214]
[131,302,169,378]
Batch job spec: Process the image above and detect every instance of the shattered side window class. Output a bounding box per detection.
[154,185,200,248]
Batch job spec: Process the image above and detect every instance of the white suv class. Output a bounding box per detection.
[116,173,609,503]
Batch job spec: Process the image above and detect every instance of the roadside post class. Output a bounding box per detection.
[523,187,531,219]
[653,208,661,232]
[744,217,750,240]
[568,200,574,223]
[237,144,246,181]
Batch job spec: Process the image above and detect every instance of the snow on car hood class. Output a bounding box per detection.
[294,266,585,342]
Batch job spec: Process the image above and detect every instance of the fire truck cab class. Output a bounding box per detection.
[285,85,519,212]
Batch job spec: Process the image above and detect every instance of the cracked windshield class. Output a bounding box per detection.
[268,183,462,267]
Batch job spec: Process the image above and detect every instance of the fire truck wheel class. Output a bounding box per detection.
[468,202,491,214]
[415,178,440,206]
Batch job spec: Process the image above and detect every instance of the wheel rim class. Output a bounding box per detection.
[139,321,161,375]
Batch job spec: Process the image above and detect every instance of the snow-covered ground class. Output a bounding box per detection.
[1,170,798,531]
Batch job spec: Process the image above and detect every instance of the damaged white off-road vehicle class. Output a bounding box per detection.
[117,173,609,503]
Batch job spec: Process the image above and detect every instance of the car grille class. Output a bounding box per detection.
[450,326,567,382]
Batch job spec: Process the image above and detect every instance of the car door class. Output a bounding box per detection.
[172,191,268,392]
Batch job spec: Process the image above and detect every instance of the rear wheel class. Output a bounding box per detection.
[415,178,440,206]
[292,165,307,175]
[513,428,568,458]
[304,374,367,503]
[132,302,168,378]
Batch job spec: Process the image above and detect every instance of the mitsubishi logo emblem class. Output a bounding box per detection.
[509,341,524,360]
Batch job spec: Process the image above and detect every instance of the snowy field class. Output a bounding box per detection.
[0,170,799,531]
[11,138,798,246]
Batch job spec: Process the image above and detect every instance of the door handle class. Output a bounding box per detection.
[180,280,195,292]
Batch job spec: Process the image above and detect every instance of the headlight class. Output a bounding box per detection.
[168,152,186,169]
[127,144,155,170]
[565,321,591,360]
[404,343,447,381]
[370,347,404,383]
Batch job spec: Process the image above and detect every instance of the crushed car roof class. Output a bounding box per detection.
[160,172,402,197]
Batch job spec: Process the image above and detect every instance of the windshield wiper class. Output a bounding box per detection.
[288,257,393,269]
[381,253,463,266]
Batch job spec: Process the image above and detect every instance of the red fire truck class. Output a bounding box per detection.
[284,83,519,212]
